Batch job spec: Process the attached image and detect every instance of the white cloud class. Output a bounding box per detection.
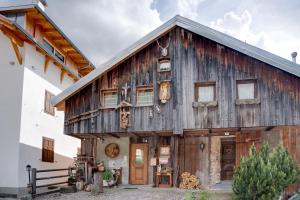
[210,10,268,48]
[174,0,205,20]
[210,10,300,61]
[47,0,162,66]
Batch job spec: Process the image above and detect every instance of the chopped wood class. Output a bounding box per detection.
[179,172,201,189]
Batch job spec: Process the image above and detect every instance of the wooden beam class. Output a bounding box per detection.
[0,25,24,47]
[60,70,66,83]
[106,133,120,138]
[47,36,63,40]
[10,38,23,65]
[265,126,275,131]
[34,19,47,25]
[44,55,51,73]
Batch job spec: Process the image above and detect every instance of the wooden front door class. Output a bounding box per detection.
[221,138,236,180]
[130,144,148,184]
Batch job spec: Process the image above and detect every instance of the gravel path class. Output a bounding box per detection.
[35,187,232,200]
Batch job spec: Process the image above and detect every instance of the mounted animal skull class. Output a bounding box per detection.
[157,38,170,57]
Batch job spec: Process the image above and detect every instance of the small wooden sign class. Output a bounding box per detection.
[157,58,171,72]
[150,158,157,166]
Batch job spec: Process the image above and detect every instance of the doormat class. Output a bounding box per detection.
[123,187,138,190]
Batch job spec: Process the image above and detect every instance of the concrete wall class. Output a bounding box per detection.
[96,137,130,184]
[0,32,24,190]
[17,43,80,188]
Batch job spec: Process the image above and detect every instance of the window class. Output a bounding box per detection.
[237,80,256,100]
[135,149,144,165]
[137,88,153,106]
[54,50,65,63]
[43,39,65,63]
[102,90,117,108]
[42,137,54,163]
[44,90,55,116]
[195,82,216,102]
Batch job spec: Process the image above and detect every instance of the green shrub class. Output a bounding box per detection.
[233,143,300,200]
[102,169,112,181]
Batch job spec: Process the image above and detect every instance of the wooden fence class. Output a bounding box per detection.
[29,167,75,197]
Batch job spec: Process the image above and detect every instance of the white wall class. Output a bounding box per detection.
[96,137,130,184]
[0,32,24,189]
[17,43,81,188]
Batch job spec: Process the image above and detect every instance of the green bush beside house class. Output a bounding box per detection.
[232,143,300,200]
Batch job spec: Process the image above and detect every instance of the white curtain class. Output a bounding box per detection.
[198,86,214,102]
[238,83,254,99]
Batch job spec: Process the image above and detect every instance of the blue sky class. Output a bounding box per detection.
[1,0,299,66]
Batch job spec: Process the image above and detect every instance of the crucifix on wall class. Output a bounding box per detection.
[121,82,130,101]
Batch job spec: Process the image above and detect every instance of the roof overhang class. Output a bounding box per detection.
[52,15,300,108]
[0,4,95,75]
[0,13,81,79]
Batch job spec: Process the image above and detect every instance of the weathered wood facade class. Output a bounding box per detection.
[58,20,300,194]
[65,27,300,135]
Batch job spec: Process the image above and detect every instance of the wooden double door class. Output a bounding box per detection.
[130,144,148,184]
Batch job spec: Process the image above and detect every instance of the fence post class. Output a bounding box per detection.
[31,168,37,196]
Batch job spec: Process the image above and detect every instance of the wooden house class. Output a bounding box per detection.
[52,16,300,192]
[0,1,94,197]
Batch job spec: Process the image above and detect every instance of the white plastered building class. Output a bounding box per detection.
[0,1,95,197]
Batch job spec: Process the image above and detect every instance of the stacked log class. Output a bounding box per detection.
[179,172,201,189]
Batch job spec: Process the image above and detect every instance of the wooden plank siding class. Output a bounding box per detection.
[64,26,300,135]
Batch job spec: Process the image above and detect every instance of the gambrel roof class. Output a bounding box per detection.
[52,15,300,107]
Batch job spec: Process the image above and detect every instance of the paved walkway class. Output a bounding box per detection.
[35,186,233,200]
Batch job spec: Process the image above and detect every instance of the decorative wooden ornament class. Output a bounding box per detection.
[121,82,130,101]
[159,81,171,103]
[118,100,132,129]
[157,57,171,72]
[105,143,120,158]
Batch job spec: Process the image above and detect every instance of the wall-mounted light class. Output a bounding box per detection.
[142,138,148,143]
[26,164,32,183]
[149,109,153,118]
[199,142,205,152]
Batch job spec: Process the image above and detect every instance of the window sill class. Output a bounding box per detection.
[192,101,218,108]
[235,98,260,105]
[135,104,153,108]
[99,107,117,110]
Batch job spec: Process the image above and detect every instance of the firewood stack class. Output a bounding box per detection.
[179,172,201,189]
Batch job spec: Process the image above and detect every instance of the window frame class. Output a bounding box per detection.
[42,137,54,163]
[44,90,55,116]
[194,81,216,102]
[43,38,65,63]
[101,89,118,108]
[236,79,257,100]
[136,86,154,106]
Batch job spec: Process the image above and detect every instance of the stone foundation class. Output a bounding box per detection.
[210,136,221,186]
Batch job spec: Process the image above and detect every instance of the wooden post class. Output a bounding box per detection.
[31,168,37,196]
[171,136,179,187]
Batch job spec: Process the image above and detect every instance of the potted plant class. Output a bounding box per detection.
[68,174,77,186]
[102,169,112,187]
